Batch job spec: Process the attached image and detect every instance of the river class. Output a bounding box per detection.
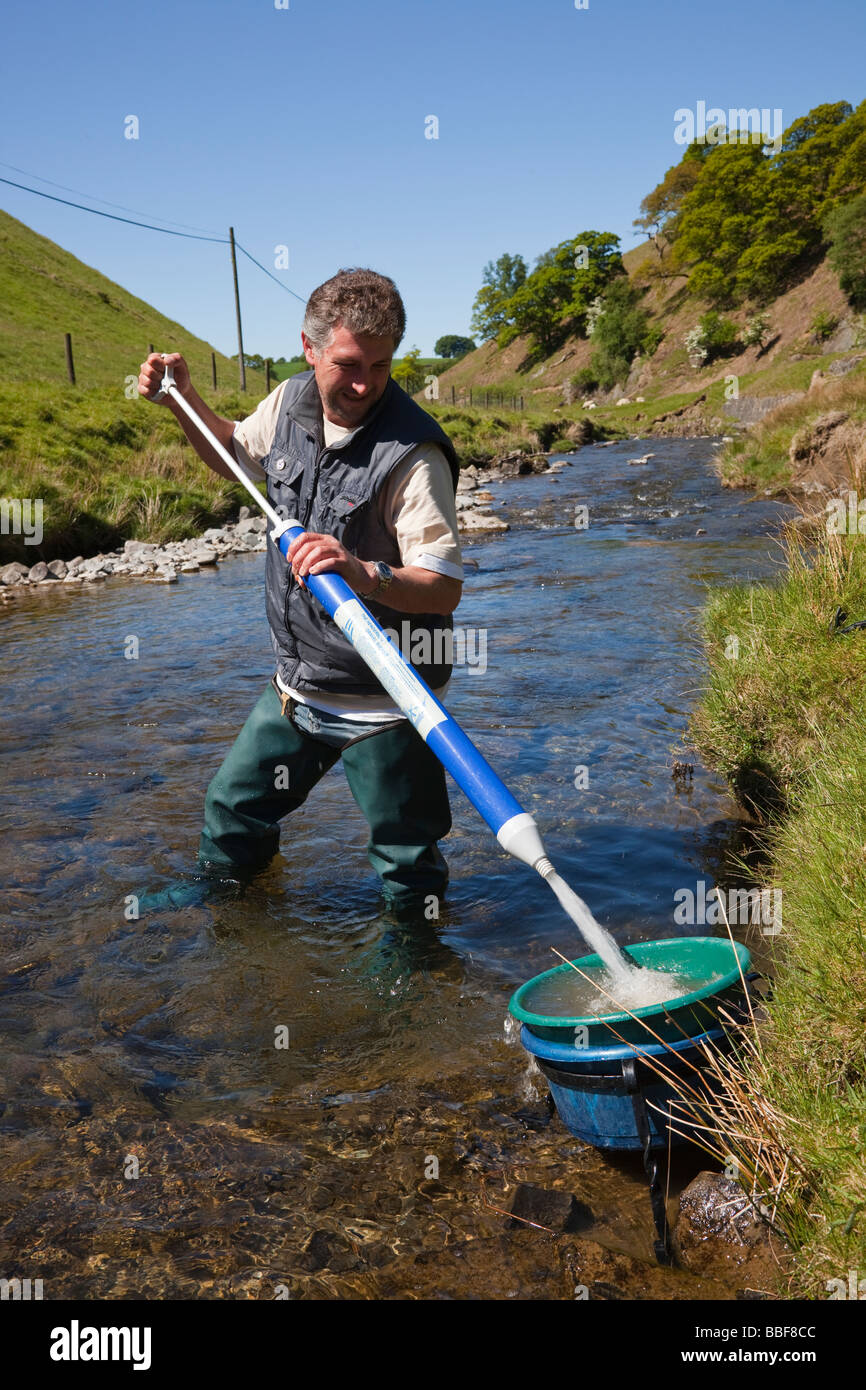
[0,437,793,1299]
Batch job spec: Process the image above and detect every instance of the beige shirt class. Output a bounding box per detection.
[232,379,463,720]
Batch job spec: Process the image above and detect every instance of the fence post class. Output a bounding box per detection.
[64,333,76,385]
[265,358,271,394]
[451,385,455,404]
[211,352,218,389]
[469,388,473,406]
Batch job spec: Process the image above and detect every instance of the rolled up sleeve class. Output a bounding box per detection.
[385,446,464,580]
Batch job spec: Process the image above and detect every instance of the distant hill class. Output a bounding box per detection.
[0,208,250,390]
[430,98,865,427]
[431,242,856,413]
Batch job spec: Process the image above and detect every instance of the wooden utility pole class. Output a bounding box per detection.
[229,227,246,392]
[265,358,271,394]
[211,352,218,389]
[64,333,76,385]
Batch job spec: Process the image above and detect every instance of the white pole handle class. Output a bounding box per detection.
[156,362,287,533]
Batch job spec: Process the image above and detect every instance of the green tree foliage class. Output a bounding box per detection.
[822,100,866,209]
[586,278,659,388]
[498,232,624,356]
[433,334,476,358]
[571,365,599,393]
[810,309,839,341]
[392,346,424,394]
[772,102,853,213]
[824,194,866,308]
[469,253,527,341]
[698,310,739,360]
[671,141,804,305]
[648,101,865,307]
[633,143,708,259]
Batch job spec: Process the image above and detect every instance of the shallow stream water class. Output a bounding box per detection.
[0,438,792,1299]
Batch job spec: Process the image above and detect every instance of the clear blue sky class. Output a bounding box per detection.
[2,0,864,361]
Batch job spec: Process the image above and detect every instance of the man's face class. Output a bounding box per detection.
[302,325,394,430]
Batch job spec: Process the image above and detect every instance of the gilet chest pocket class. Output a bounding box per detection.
[264,453,306,503]
[323,492,368,529]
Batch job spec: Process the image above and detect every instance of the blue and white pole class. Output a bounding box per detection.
[157,364,555,879]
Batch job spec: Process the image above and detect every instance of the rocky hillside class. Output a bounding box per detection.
[433,244,861,430]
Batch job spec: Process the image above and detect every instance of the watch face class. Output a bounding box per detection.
[376,562,393,584]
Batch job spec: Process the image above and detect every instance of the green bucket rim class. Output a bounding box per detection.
[508,935,751,1029]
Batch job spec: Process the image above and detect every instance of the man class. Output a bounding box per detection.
[138,268,463,912]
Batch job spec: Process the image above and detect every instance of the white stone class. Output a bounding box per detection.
[459,511,509,532]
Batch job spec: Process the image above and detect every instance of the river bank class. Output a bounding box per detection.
[0,449,573,596]
[680,353,866,1294]
[0,376,726,577]
[690,437,866,1294]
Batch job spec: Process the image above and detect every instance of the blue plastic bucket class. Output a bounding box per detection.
[520,1023,729,1151]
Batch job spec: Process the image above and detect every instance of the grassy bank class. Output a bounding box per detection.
[718,359,866,491]
[691,522,866,1294]
[0,382,263,564]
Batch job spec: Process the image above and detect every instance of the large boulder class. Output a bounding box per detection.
[0,562,29,585]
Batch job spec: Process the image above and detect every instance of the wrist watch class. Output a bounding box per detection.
[366,561,393,598]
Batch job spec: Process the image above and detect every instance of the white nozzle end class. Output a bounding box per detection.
[496,812,549,871]
[270,517,300,544]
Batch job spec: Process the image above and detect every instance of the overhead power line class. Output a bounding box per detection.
[0,171,308,387]
[0,175,228,242]
[0,161,222,236]
[235,241,307,304]
[0,174,308,297]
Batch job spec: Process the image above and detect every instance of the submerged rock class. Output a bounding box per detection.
[509,1182,593,1234]
[674,1170,781,1291]
[676,1171,768,1248]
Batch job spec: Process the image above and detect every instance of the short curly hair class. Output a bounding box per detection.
[302,268,406,354]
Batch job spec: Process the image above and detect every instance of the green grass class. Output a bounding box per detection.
[0,381,263,563]
[0,208,282,562]
[424,403,619,462]
[691,524,866,1294]
[0,209,271,395]
[269,358,309,382]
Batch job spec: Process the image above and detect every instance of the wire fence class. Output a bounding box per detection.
[429,385,526,412]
